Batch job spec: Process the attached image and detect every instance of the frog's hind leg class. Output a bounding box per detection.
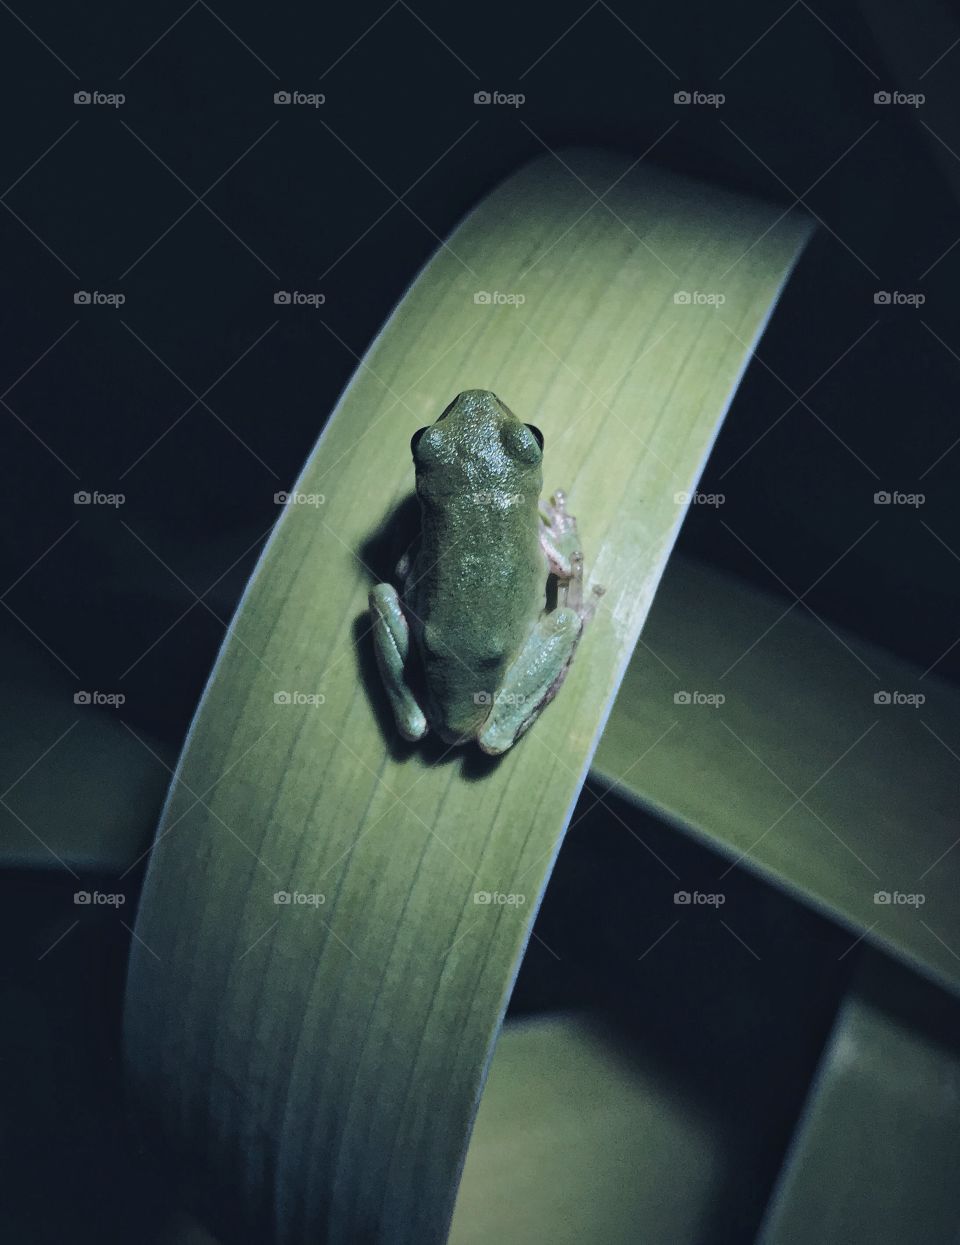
[368,584,428,742]
[477,607,583,756]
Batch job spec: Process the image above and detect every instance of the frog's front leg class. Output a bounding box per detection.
[539,490,605,619]
[368,584,428,742]
[477,607,584,755]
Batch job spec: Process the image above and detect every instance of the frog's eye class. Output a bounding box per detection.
[410,427,428,457]
[525,424,544,450]
[501,421,542,464]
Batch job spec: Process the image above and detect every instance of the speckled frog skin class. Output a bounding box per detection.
[369,390,602,754]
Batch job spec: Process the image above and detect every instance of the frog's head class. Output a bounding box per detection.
[411,390,543,494]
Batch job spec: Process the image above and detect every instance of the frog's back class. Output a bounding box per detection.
[411,487,544,639]
[408,491,544,741]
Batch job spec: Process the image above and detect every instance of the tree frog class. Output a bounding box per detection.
[368,389,603,754]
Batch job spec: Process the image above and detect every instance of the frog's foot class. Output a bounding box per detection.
[538,490,605,621]
[369,584,428,742]
[477,607,583,755]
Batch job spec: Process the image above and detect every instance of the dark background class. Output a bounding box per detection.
[1,2,958,1242]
